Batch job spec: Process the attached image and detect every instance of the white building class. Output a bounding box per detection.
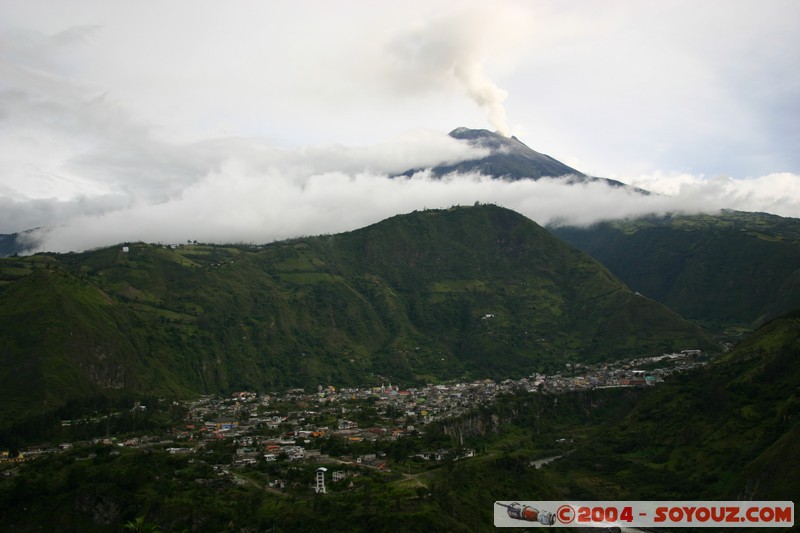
[315,467,327,494]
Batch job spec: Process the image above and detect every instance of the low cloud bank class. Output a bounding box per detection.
[20,162,800,254]
[4,3,799,254]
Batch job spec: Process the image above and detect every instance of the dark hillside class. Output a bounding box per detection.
[541,309,800,501]
[551,210,800,333]
[0,205,716,429]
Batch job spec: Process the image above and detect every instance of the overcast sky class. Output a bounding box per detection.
[1,1,799,252]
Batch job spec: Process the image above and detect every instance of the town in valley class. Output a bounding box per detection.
[2,349,707,494]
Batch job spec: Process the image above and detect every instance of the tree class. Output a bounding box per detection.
[123,516,162,533]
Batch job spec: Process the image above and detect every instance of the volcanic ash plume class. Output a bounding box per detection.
[381,10,515,137]
[453,61,510,136]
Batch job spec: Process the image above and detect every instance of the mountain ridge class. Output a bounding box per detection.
[550,209,800,332]
[0,204,716,426]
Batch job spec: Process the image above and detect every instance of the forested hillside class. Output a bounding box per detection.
[0,205,715,427]
[551,210,800,333]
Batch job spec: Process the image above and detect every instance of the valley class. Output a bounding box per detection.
[6,347,709,460]
[1,0,798,526]
[0,204,717,427]
[1,203,797,531]
[0,349,714,532]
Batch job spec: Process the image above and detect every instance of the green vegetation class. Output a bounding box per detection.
[538,310,800,501]
[0,441,563,532]
[0,312,796,531]
[550,210,800,334]
[0,205,716,433]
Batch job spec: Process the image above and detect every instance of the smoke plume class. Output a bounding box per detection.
[453,61,510,136]
[378,8,518,136]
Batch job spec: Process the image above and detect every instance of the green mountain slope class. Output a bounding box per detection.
[0,205,716,426]
[550,210,800,332]
[1,316,794,533]
[542,309,800,501]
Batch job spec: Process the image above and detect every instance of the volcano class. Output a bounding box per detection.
[401,127,643,190]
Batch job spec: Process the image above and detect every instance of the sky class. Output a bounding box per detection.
[1,0,799,252]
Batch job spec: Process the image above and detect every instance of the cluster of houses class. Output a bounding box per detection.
[4,350,705,475]
[535,363,650,392]
[537,350,705,392]
[164,351,704,469]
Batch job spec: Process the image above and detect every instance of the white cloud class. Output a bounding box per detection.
[22,162,800,253]
[626,172,800,219]
[1,0,799,251]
